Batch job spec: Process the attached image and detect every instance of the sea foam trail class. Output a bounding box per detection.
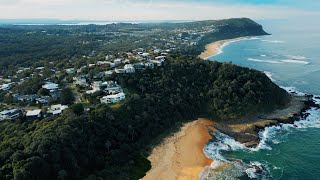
[247,58,310,65]
[204,87,320,179]
[261,40,285,43]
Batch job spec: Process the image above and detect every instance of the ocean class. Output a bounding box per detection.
[205,20,320,179]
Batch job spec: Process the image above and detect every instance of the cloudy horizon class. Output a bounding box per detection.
[1,0,320,21]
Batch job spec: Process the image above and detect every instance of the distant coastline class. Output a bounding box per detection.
[198,36,260,60]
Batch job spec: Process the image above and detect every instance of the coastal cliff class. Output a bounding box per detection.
[185,18,270,56]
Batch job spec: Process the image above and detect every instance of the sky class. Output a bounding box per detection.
[0,0,319,21]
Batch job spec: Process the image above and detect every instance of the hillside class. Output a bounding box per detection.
[0,56,290,180]
[0,18,268,75]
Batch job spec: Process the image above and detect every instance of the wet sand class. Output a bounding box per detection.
[142,119,215,180]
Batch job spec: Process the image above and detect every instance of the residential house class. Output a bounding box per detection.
[42,82,59,92]
[93,72,105,79]
[26,109,42,120]
[0,83,13,91]
[105,55,115,61]
[48,104,68,116]
[115,68,127,74]
[74,77,88,86]
[149,60,164,67]
[124,64,135,73]
[101,81,122,94]
[14,94,40,102]
[133,63,145,70]
[144,62,155,69]
[114,59,123,66]
[105,70,114,76]
[0,109,21,121]
[35,97,50,105]
[100,92,126,104]
[91,81,102,91]
[66,68,75,74]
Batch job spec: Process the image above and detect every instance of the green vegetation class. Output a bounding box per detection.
[0,57,290,180]
[0,18,267,76]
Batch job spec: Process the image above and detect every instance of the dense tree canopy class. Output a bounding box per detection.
[0,57,290,180]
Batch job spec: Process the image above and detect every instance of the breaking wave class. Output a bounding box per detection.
[203,87,320,179]
[247,58,310,65]
[261,40,285,43]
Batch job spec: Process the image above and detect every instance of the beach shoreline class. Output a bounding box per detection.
[142,118,215,180]
[198,37,248,59]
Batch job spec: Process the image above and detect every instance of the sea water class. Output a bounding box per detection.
[205,20,320,180]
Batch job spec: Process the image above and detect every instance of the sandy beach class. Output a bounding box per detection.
[142,118,215,180]
[198,37,247,59]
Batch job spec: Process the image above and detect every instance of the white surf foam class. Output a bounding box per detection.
[204,86,320,179]
[285,55,308,60]
[280,59,310,64]
[248,58,310,65]
[262,40,285,43]
[247,58,283,64]
[207,37,261,59]
[264,71,276,82]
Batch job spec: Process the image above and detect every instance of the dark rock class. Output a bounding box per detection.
[253,165,263,174]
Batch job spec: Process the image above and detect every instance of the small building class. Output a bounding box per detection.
[0,83,13,91]
[100,92,126,104]
[101,81,122,94]
[42,82,59,92]
[114,59,123,66]
[14,94,40,102]
[105,55,115,61]
[133,63,145,70]
[115,68,127,74]
[105,70,114,76]
[124,64,135,73]
[91,81,102,91]
[144,62,155,69]
[74,77,88,86]
[26,109,42,120]
[48,104,68,116]
[0,109,21,121]
[65,68,75,74]
[155,56,166,60]
[149,60,164,67]
[36,97,50,105]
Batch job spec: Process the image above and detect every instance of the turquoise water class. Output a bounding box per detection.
[205,20,320,179]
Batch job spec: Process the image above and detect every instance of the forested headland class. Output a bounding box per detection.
[0,56,290,180]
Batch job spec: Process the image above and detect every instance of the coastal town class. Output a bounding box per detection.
[0,48,169,121]
[0,19,252,122]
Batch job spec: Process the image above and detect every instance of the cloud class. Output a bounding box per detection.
[0,0,319,20]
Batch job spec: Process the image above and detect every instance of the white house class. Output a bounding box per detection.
[105,70,114,76]
[0,83,13,91]
[100,92,126,104]
[66,68,75,74]
[149,60,164,67]
[74,77,88,86]
[114,59,123,66]
[42,82,59,92]
[26,109,42,120]
[115,68,127,74]
[91,81,102,91]
[48,104,68,115]
[101,81,122,94]
[0,109,20,121]
[124,64,135,73]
